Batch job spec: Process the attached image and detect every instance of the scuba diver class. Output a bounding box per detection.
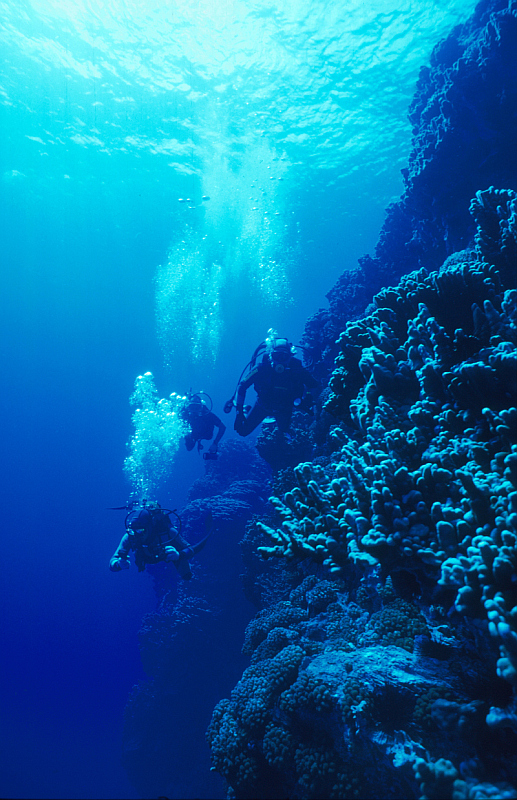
[181,392,226,460]
[225,333,320,437]
[109,500,212,580]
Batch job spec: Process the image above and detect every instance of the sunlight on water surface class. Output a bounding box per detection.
[1,0,479,367]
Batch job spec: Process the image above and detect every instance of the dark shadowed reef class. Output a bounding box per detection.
[301,0,517,386]
[124,1,517,798]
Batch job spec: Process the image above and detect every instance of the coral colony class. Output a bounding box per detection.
[208,188,516,799]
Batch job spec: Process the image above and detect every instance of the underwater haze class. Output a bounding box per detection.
[0,0,487,798]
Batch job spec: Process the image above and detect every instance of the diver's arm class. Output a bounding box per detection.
[163,546,179,562]
[208,417,226,453]
[110,533,131,571]
[236,369,258,412]
[213,417,226,444]
[235,382,247,412]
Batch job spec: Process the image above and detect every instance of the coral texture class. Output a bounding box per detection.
[207,7,517,789]
[208,190,517,798]
[301,0,517,387]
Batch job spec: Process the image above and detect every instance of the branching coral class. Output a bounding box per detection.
[258,192,517,683]
[223,190,517,798]
[413,757,517,800]
[301,3,517,389]
[205,6,517,796]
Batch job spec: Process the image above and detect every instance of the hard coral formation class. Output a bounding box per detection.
[260,191,517,633]
[188,438,271,501]
[360,598,429,652]
[208,592,496,799]
[208,189,517,798]
[256,412,315,473]
[413,757,517,800]
[405,2,517,263]
[207,636,366,800]
[301,0,517,382]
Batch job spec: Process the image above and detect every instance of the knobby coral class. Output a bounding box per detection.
[208,189,517,799]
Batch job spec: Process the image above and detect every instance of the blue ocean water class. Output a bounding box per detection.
[0,0,482,798]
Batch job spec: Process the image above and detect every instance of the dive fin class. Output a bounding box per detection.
[174,553,193,580]
[174,517,214,580]
[183,530,211,559]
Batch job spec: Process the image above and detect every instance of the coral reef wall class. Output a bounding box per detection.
[208,186,517,800]
[205,0,517,796]
[302,0,517,384]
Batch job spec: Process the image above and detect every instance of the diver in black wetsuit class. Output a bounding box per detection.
[181,394,226,459]
[229,337,319,437]
[109,502,211,580]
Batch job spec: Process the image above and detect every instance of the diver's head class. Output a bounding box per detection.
[127,507,153,534]
[270,339,293,372]
[185,395,207,417]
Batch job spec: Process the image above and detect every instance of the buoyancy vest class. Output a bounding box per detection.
[254,359,306,407]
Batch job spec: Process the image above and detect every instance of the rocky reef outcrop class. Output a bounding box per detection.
[207,187,517,799]
[301,0,517,387]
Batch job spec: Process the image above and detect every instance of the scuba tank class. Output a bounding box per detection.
[224,329,311,412]
[183,390,213,415]
[108,499,183,542]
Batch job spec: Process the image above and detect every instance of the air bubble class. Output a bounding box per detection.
[123,372,188,499]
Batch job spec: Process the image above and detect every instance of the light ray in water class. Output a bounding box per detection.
[155,141,295,367]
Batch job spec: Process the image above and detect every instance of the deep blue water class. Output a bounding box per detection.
[0,1,480,797]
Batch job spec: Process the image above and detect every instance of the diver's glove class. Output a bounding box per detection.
[164,546,180,563]
[110,556,130,571]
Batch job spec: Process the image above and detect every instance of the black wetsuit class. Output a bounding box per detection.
[110,510,193,577]
[235,356,319,436]
[184,410,225,451]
